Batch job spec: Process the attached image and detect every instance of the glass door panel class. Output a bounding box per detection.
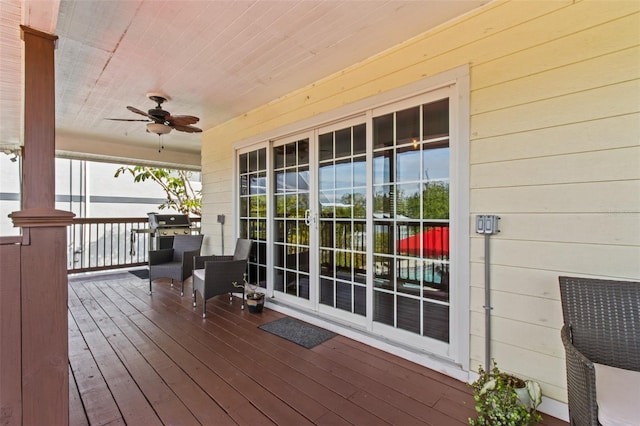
[238,148,267,287]
[318,123,367,317]
[273,137,311,301]
[372,98,451,342]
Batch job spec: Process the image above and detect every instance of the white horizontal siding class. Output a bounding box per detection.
[469,213,639,246]
[471,113,639,163]
[471,181,640,213]
[472,46,640,115]
[470,286,563,330]
[472,147,639,188]
[200,137,236,255]
[472,9,640,90]
[469,311,564,358]
[472,79,640,138]
[471,238,639,278]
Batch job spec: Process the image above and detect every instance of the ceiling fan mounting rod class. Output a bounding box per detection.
[149,95,166,108]
[147,92,169,107]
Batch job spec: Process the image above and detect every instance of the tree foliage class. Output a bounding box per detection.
[114,166,201,216]
[374,181,449,219]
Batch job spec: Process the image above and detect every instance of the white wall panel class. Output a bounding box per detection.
[472,79,640,139]
[469,263,561,299]
[470,238,640,279]
[475,213,638,246]
[472,46,640,115]
[469,311,564,358]
[472,10,640,89]
[469,286,563,329]
[470,113,640,164]
[471,147,640,188]
[471,181,640,213]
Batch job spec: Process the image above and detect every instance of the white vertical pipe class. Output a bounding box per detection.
[484,233,492,370]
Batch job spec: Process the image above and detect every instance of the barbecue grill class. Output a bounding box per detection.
[147,212,194,250]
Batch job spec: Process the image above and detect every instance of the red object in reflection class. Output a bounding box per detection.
[397,226,449,257]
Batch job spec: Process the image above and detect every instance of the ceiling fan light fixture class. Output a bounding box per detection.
[147,122,171,135]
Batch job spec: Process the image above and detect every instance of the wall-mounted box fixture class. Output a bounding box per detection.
[475,215,500,235]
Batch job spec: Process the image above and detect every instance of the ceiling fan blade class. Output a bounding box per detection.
[118,97,201,135]
[126,106,161,122]
[166,115,200,126]
[173,124,202,133]
[105,118,151,122]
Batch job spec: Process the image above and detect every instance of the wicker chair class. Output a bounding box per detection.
[148,234,204,296]
[192,238,253,318]
[559,276,640,425]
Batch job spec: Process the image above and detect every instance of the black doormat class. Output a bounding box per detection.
[259,317,336,349]
[129,268,149,280]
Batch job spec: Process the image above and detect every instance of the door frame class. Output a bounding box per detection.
[233,64,470,370]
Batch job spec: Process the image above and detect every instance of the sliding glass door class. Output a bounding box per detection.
[371,98,451,344]
[317,120,368,321]
[238,147,268,288]
[237,85,461,358]
[272,135,313,305]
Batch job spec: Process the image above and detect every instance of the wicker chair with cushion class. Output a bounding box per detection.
[192,238,253,318]
[559,276,640,426]
[148,234,204,296]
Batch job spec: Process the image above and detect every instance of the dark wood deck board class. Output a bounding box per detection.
[139,283,414,425]
[80,280,231,426]
[68,365,89,426]
[74,283,200,425]
[68,293,127,426]
[69,281,162,426]
[68,272,568,426]
[102,281,276,425]
[94,283,238,425]
[138,289,338,424]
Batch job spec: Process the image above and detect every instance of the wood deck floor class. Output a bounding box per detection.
[68,271,567,426]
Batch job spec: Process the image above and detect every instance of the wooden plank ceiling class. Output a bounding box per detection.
[1,0,487,158]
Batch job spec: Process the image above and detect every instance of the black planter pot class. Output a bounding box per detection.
[246,293,265,313]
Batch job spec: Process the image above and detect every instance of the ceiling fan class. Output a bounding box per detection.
[107,92,202,136]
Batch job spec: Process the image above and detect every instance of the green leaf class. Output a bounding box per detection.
[114,165,202,216]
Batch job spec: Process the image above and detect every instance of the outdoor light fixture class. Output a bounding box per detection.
[146,123,171,152]
[147,122,171,135]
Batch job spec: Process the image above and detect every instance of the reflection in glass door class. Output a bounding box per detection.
[372,98,451,342]
[318,123,367,316]
[238,148,267,288]
[273,138,311,300]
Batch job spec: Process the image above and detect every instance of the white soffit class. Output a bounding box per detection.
[2,0,488,160]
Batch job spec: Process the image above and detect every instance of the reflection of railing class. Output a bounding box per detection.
[67,217,201,274]
[372,222,450,301]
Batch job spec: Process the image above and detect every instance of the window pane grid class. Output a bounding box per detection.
[318,123,367,316]
[239,148,268,288]
[372,98,450,342]
[273,139,311,300]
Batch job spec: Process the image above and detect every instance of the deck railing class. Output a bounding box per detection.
[67,217,201,274]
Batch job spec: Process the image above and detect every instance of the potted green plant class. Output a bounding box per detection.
[469,360,542,426]
[234,281,265,313]
[245,289,265,313]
